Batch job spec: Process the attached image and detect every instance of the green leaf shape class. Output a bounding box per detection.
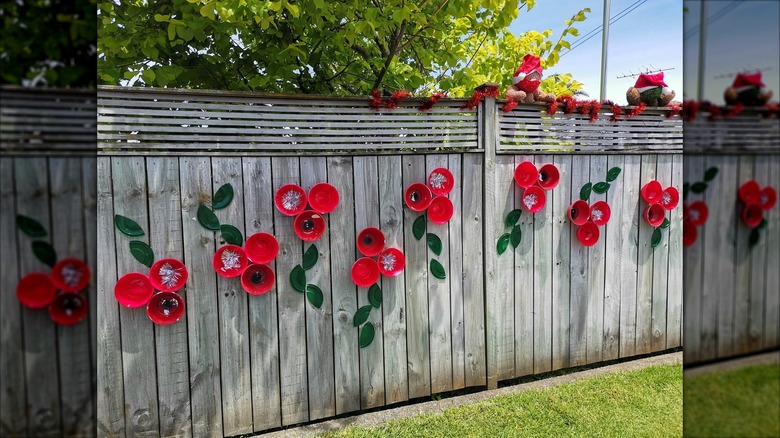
[353,304,373,327]
[683,182,690,201]
[510,225,522,248]
[749,228,760,247]
[290,264,306,293]
[691,182,708,194]
[758,219,767,230]
[306,284,323,308]
[17,215,47,238]
[504,209,522,228]
[359,322,375,348]
[427,233,442,256]
[32,241,57,267]
[579,183,592,201]
[704,167,719,182]
[369,283,382,308]
[302,244,319,270]
[129,240,154,268]
[592,181,610,194]
[660,218,670,229]
[114,214,145,237]
[497,233,511,255]
[197,204,220,230]
[430,259,446,280]
[606,167,622,182]
[651,228,663,248]
[212,183,234,210]
[219,224,243,246]
[413,215,426,240]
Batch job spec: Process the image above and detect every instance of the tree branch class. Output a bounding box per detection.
[351,44,381,77]
[371,20,408,90]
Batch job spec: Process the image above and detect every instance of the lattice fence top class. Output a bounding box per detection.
[97,86,479,153]
[0,87,96,153]
[683,110,779,154]
[497,102,682,153]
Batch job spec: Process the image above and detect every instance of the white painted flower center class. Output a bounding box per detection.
[282,190,302,211]
[523,194,538,210]
[221,250,241,271]
[158,262,182,289]
[429,172,447,189]
[380,253,396,272]
[592,209,603,222]
[760,194,768,205]
[61,263,83,288]
[690,210,700,221]
[662,193,672,205]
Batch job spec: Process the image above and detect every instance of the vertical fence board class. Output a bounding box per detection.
[651,155,672,352]
[426,154,453,394]
[111,156,159,437]
[533,154,553,374]
[147,157,192,438]
[242,157,281,431]
[327,157,361,413]
[0,157,26,437]
[513,155,534,378]
[714,156,738,359]
[462,154,486,387]
[493,155,515,380]
[271,157,309,425]
[765,154,780,349]
[448,154,466,391]
[95,157,124,437]
[586,155,606,364]
[698,155,721,360]
[354,156,386,407]
[483,98,499,389]
[734,156,754,356]
[603,155,625,361]
[49,158,92,436]
[179,157,223,437]
[81,157,98,431]
[618,156,641,358]
[300,157,336,420]
[683,156,705,363]
[551,155,572,370]
[378,156,409,404]
[666,154,683,349]
[569,155,590,366]
[748,158,770,352]
[402,155,431,397]
[635,154,657,356]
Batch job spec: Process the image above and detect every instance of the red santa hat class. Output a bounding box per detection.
[732,72,765,92]
[634,72,671,95]
[513,54,543,84]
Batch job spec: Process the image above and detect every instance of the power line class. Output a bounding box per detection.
[563,0,644,51]
[684,1,741,40]
[560,0,647,57]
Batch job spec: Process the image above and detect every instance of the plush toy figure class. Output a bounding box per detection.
[626,72,676,106]
[724,72,773,106]
[505,54,556,104]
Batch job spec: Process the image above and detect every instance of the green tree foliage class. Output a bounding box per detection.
[0,0,97,87]
[98,0,588,97]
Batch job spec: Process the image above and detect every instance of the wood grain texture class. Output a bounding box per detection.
[602,155,624,361]
[533,155,553,374]
[551,155,572,370]
[713,156,739,359]
[733,156,754,356]
[665,154,683,349]
[635,155,657,356]
[698,154,724,361]
[568,155,590,367]
[482,96,499,389]
[650,155,672,352]
[513,155,534,378]
[81,156,98,434]
[586,155,606,364]
[462,153,486,386]
[491,154,515,380]
[447,154,466,391]
[748,158,770,352]
[618,156,641,358]
[683,156,705,363]
[764,154,780,350]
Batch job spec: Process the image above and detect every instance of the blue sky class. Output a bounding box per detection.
[509,0,684,104]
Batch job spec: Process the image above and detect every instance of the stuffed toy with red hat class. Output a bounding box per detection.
[724,72,773,106]
[626,72,676,106]
[505,54,556,104]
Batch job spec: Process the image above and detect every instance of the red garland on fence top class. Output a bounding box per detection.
[460,86,499,110]
[418,92,447,111]
[368,89,411,110]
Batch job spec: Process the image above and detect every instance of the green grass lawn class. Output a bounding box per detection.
[684,363,780,438]
[322,364,682,438]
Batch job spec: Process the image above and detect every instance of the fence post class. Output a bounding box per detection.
[481,87,499,389]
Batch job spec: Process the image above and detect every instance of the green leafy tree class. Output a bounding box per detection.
[0,0,97,87]
[98,0,588,97]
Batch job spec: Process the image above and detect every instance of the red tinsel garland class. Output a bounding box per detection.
[369,89,383,110]
[665,103,681,118]
[501,98,519,113]
[625,102,647,118]
[723,102,744,119]
[765,103,779,118]
[546,100,558,115]
[384,90,410,109]
[589,100,601,122]
[419,92,447,111]
[707,102,720,122]
[682,100,699,122]
[610,103,622,122]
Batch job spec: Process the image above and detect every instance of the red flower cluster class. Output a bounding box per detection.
[682,201,709,247]
[18,257,91,325]
[369,89,411,110]
[275,182,340,242]
[513,161,560,213]
[641,180,679,227]
[351,227,406,287]
[569,200,611,247]
[212,232,279,296]
[114,258,188,325]
[404,167,455,224]
[738,180,776,228]
[419,92,447,111]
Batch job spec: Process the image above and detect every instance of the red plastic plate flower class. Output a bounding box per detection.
[49,292,88,326]
[50,258,91,292]
[146,291,186,325]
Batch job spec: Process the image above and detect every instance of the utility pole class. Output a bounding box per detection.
[697,1,707,101]
[600,0,611,101]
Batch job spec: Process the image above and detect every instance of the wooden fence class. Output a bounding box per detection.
[0,87,97,437]
[92,86,683,437]
[683,111,780,364]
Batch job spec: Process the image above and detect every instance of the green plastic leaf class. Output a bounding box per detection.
[220,224,243,246]
[16,215,47,238]
[306,284,323,308]
[691,182,708,194]
[683,182,690,200]
[368,283,382,308]
[114,214,145,236]
[579,183,592,201]
[32,241,57,267]
[660,218,670,229]
[129,240,154,268]
[302,244,319,270]
[427,233,442,256]
[592,181,610,194]
[758,219,768,230]
[510,225,522,248]
[606,167,622,182]
[359,322,375,348]
[213,183,234,210]
[651,228,663,248]
[290,264,306,293]
[704,167,719,182]
[413,215,426,240]
[749,228,760,247]
[197,204,220,230]
[353,304,372,327]
[497,233,511,255]
[430,259,446,280]
[504,209,522,228]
